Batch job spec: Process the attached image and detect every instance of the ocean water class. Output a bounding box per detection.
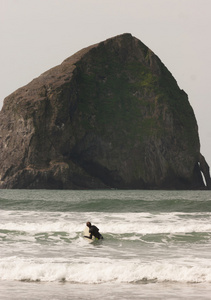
[0,189,211,299]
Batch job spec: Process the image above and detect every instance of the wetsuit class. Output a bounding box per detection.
[89,225,103,240]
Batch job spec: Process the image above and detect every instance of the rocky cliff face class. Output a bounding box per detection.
[0,33,210,189]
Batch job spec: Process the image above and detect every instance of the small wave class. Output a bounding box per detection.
[0,257,211,284]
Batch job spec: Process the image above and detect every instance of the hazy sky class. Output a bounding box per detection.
[1,0,211,167]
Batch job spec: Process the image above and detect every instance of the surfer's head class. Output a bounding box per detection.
[86,221,91,227]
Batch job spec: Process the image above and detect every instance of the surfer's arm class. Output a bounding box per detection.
[84,229,92,239]
[84,235,92,239]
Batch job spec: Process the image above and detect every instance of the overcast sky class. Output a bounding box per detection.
[1,0,211,167]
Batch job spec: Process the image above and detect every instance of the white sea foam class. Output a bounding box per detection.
[1,211,211,235]
[0,257,211,283]
[0,221,83,233]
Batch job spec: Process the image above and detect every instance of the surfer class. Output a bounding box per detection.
[85,221,103,240]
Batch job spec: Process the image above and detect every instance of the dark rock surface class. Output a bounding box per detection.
[0,33,210,189]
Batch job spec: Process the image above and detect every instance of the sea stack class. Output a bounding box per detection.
[0,33,210,189]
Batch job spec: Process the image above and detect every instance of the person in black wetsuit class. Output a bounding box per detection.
[85,221,103,240]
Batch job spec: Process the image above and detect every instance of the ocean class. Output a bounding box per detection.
[0,189,211,299]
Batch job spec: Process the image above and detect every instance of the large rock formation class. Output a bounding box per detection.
[0,33,210,189]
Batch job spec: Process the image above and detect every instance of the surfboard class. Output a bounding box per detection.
[83,226,95,242]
